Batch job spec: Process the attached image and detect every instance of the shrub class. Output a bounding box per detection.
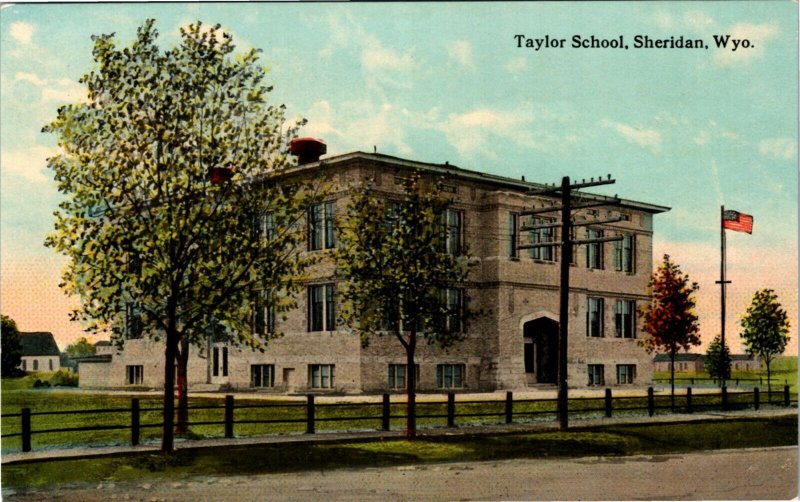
[48,369,79,387]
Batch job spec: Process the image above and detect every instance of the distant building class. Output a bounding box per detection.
[19,332,60,372]
[94,340,115,356]
[653,353,704,372]
[654,353,763,372]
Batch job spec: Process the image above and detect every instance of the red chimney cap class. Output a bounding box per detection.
[290,137,327,165]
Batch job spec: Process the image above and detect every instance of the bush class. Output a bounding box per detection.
[48,369,79,387]
[33,379,51,388]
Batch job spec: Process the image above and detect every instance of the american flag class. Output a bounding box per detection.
[723,210,753,234]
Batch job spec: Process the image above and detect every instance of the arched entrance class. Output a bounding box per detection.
[522,317,558,385]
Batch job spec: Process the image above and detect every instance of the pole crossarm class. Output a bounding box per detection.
[520,216,624,232]
[517,235,623,250]
[527,177,615,196]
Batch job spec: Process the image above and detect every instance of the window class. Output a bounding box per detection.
[308,284,336,332]
[262,212,276,241]
[308,202,335,250]
[33,360,38,371]
[253,294,276,335]
[569,227,577,265]
[440,288,464,333]
[528,217,555,261]
[251,364,275,388]
[21,360,26,371]
[587,297,604,337]
[442,208,463,255]
[586,228,603,269]
[508,212,518,258]
[588,364,604,386]
[309,364,335,389]
[213,347,228,377]
[436,364,465,388]
[49,360,53,371]
[388,364,420,389]
[614,300,635,338]
[126,365,143,385]
[617,364,636,384]
[125,302,143,339]
[613,234,635,273]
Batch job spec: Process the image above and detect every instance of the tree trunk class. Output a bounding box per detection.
[405,329,417,440]
[766,358,772,397]
[162,313,178,453]
[175,335,190,435]
[669,346,676,410]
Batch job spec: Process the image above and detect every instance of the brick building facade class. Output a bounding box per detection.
[79,150,668,393]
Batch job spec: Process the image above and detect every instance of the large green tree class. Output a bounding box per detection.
[704,334,731,385]
[740,289,790,396]
[44,20,316,452]
[336,171,476,439]
[639,254,701,408]
[1,315,23,377]
[65,337,96,358]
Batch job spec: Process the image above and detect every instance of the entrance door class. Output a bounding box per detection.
[522,318,559,384]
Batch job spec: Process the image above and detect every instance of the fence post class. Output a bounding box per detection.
[647,387,654,417]
[721,386,728,411]
[784,385,790,407]
[604,388,612,418]
[686,387,693,414]
[21,408,31,452]
[224,394,234,439]
[505,391,513,424]
[306,395,315,434]
[382,393,390,431]
[447,392,455,428]
[754,387,760,411]
[131,398,140,446]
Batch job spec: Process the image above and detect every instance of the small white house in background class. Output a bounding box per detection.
[19,332,61,373]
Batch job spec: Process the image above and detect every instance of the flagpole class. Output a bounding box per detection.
[720,205,727,389]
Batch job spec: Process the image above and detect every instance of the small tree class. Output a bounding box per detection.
[336,171,476,439]
[1,315,23,377]
[704,335,731,385]
[740,289,790,396]
[639,254,701,408]
[65,337,96,358]
[44,20,316,452]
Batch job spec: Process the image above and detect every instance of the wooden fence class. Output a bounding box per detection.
[3,385,795,453]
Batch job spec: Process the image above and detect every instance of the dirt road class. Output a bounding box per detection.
[6,446,796,501]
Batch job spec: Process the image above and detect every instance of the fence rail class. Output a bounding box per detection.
[2,385,795,453]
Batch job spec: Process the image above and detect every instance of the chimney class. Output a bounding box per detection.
[290,137,327,165]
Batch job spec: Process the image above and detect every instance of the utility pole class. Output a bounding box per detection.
[715,205,731,388]
[519,175,621,431]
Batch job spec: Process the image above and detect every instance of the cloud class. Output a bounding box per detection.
[504,56,527,74]
[683,10,714,32]
[446,40,474,69]
[14,71,46,87]
[601,119,662,154]
[712,23,779,67]
[361,44,416,72]
[758,138,795,160]
[0,145,57,183]
[9,21,33,44]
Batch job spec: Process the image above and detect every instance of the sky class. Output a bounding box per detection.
[0,2,797,354]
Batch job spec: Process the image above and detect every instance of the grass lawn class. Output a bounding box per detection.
[3,415,796,490]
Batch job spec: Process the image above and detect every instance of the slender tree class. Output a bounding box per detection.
[1,315,23,377]
[639,254,701,409]
[704,335,731,385]
[336,171,476,439]
[44,20,316,452]
[740,289,790,396]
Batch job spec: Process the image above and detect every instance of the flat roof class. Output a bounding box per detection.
[291,151,670,214]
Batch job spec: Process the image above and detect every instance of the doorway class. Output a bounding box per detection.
[522,317,558,384]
